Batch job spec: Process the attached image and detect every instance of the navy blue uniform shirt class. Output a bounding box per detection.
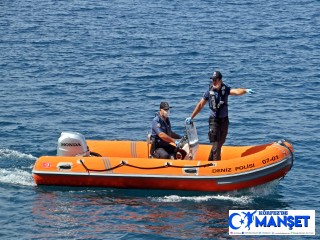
[151,112,172,147]
[203,84,231,118]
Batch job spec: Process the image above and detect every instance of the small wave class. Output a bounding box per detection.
[0,168,35,186]
[150,181,281,203]
[0,148,36,160]
[150,194,252,204]
[239,179,280,196]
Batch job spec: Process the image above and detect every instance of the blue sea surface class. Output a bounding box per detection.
[1,0,319,239]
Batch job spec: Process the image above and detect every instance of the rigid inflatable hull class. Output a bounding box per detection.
[32,140,294,192]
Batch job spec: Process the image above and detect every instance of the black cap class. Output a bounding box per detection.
[160,102,172,110]
[210,71,222,80]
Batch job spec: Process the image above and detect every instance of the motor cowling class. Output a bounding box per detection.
[57,132,90,156]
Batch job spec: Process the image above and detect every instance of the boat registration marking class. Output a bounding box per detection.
[262,155,279,165]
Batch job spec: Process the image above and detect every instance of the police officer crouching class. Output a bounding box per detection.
[150,102,183,159]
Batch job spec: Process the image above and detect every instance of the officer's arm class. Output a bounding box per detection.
[158,132,175,143]
[230,88,248,96]
[170,131,181,139]
[190,98,207,119]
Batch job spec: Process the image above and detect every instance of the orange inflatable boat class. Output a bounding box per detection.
[32,124,294,192]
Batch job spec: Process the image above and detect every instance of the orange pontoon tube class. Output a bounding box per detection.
[32,125,294,192]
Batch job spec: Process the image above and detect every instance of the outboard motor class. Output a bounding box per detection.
[57,132,90,156]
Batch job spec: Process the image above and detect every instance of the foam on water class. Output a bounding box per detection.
[0,148,36,161]
[0,148,36,186]
[227,179,281,198]
[150,180,281,203]
[151,194,252,204]
[0,168,35,186]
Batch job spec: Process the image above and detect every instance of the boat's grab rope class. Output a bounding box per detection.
[79,159,214,172]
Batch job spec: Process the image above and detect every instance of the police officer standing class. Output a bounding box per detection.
[151,102,182,159]
[185,71,254,161]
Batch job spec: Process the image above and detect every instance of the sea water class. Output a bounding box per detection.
[0,0,319,239]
